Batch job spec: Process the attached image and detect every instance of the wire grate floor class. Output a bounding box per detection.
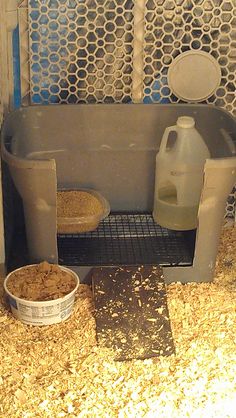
[58,213,195,267]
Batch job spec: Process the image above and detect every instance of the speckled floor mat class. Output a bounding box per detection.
[92,266,175,361]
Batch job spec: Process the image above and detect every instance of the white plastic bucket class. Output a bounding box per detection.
[4,265,80,326]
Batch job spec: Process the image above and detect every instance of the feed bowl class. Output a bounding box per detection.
[57,188,110,234]
[4,263,80,326]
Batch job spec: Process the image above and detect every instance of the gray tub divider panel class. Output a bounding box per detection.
[2,104,236,283]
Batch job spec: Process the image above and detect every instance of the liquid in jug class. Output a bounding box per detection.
[153,116,210,230]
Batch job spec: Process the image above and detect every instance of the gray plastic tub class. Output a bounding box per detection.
[1,104,236,283]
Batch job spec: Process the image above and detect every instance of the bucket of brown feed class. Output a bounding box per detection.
[4,262,80,326]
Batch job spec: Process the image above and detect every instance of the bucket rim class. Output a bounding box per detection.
[4,264,80,306]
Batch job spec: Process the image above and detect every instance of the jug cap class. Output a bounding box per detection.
[177,116,195,129]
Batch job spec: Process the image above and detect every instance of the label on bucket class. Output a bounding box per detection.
[10,294,76,325]
[18,302,61,318]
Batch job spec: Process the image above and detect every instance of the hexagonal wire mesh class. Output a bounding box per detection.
[225,185,236,220]
[17,0,236,219]
[143,0,236,117]
[28,0,134,104]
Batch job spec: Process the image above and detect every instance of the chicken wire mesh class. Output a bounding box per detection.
[225,186,236,220]
[17,0,236,111]
[10,0,236,219]
[20,0,135,104]
[143,0,236,114]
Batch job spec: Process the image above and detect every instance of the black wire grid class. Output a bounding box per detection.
[58,214,195,267]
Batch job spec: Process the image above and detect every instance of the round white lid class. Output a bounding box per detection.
[177,116,195,128]
[168,51,221,102]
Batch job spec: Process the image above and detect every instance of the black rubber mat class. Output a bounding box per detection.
[92,265,175,361]
[58,213,195,267]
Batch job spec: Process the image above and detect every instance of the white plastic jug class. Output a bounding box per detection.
[153,116,210,230]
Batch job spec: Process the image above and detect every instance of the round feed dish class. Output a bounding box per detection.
[57,188,110,234]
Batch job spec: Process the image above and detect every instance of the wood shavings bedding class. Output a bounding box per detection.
[0,227,235,418]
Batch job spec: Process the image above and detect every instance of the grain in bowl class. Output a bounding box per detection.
[57,189,110,233]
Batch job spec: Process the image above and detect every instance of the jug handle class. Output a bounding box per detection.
[159,126,177,155]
